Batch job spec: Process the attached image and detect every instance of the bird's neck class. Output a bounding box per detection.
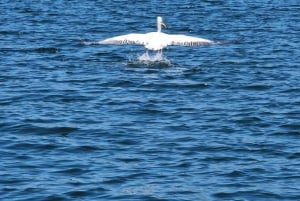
[157,23,161,32]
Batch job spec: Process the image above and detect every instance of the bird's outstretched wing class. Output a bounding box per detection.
[167,34,216,46]
[99,33,147,45]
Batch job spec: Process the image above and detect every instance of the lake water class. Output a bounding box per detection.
[1,1,300,200]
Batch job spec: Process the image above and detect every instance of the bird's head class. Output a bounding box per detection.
[157,16,168,29]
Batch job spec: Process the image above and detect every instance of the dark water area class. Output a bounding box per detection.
[1,1,300,200]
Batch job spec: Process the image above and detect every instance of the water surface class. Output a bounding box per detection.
[1,1,300,200]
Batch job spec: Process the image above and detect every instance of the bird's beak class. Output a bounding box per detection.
[161,22,168,29]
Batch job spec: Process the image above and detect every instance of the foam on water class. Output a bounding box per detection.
[127,51,172,67]
[138,51,164,61]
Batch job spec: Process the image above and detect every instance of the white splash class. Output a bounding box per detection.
[138,51,163,61]
[133,51,171,66]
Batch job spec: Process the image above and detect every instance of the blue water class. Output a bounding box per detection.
[1,1,300,200]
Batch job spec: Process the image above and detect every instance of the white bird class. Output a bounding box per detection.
[99,16,217,51]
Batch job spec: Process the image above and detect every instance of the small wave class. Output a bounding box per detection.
[35,47,60,54]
